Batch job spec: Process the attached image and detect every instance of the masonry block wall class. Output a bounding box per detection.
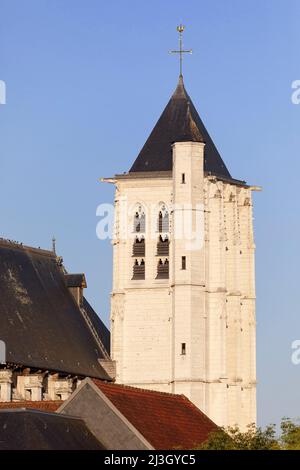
[110,141,256,430]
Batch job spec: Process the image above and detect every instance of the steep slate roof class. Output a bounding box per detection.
[0,409,104,450]
[0,401,62,412]
[130,76,231,179]
[93,379,218,450]
[83,298,111,354]
[0,240,111,379]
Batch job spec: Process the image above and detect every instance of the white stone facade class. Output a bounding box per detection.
[15,374,44,401]
[0,370,13,402]
[46,374,74,401]
[110,141,257,429]
[0,370,79,403]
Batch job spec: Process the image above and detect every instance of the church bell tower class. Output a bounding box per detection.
[103,26,258,429]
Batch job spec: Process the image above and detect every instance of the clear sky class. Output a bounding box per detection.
[0,0,299,428]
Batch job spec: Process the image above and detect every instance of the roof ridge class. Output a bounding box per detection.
[186,102,204,142]
[94,379,188,399]
[65,272,86,276]
[0,238,55,258]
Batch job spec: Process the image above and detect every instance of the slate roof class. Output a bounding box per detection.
[0,239,111,379]
[0,409,104,450]
[83,298,111,354]
[93,379,218,450]
[130,76,231,179]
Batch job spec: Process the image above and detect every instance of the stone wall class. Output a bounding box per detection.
[110,140,257,430]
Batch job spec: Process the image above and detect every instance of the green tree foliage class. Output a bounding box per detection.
[198,423,279,450]
[198,419,300,450]
[280,418,300,450]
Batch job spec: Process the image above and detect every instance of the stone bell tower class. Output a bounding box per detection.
[102,29,258,430]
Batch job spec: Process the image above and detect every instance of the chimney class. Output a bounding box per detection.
[64,274,87,307]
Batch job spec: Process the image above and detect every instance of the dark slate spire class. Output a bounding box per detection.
[130,76,231,179]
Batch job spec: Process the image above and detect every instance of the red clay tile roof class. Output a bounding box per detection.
[0,401,62,412]
[93,380,218,450]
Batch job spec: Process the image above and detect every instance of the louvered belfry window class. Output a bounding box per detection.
[132,259,145,280]
[132,205,146,280]
[156,204,170,279]
[156,258,169,279]
[133,237,145,257]
[157,235,169,256]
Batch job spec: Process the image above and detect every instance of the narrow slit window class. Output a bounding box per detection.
[181,173,186,184]
[181,343,186,355]
[181,256,186,270]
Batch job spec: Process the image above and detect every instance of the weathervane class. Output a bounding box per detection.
[170,24,192,77]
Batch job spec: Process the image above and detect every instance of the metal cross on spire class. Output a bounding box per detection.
[170,24,192,77]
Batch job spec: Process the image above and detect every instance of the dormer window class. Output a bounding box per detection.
[64,273,87,307]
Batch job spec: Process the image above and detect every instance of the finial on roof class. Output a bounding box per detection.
[52,236,56,255]
[170,24,192,77]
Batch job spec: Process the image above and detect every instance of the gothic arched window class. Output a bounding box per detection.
[133,205,146,233]
[158,204,169,233]
[132,205,146,281]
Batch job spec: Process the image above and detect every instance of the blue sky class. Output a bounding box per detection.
[0,0,299,428]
